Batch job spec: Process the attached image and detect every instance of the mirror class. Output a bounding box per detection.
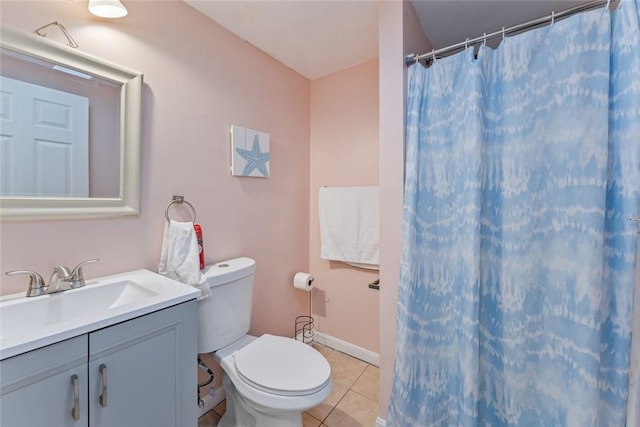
[0,25,142,220]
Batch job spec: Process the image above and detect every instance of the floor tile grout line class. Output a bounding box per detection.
[306,411,324,424]
[321,369,375,424]
[320,383,353,423]
[349,387,378,404]
[351,365,369,386]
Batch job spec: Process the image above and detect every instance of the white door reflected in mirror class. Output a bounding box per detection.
[1,76,89,197]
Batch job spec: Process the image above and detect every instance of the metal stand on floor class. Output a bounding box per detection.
[295,289,314,344]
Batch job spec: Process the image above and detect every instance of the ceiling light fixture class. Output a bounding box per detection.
[88,0,128,19]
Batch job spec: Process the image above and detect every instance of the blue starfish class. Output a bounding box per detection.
[235,135,270,177]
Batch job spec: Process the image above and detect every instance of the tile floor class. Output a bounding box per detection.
[198,343,380,427]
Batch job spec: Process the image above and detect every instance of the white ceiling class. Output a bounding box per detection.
[184,0,591,80]
[412,0,586,51]
[184,0,379,80]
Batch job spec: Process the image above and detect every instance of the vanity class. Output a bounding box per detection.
[0,270,200,427]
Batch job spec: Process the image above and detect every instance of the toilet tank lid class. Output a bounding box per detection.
[201,257,256,287]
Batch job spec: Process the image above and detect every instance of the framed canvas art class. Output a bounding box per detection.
[230,125,270,178]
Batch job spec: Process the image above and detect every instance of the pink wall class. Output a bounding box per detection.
[378,0,431,419]
[309,59,379,353]
[0,0,311,341]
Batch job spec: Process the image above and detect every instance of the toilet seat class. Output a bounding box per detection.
[233,334,331,397]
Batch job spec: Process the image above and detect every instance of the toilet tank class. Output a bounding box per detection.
[197,257,256,354]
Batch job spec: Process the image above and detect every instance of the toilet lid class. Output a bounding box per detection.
[233,334,331,396]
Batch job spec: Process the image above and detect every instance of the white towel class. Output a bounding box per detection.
[159,220,209,298]
[318,186,379,269]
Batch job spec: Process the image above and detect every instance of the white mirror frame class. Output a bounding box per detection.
[0,25,142,221]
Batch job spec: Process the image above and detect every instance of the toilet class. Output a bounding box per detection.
[197,257,332,427]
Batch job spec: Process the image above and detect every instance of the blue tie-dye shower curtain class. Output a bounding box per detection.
[388,2,640,426]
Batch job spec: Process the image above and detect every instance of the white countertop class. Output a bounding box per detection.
[0,269,200,360]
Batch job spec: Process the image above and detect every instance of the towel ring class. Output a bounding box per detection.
[165,195,197,223]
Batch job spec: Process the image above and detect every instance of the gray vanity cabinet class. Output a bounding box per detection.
[89,301,196,426]
[0,335,89,427]
[0,300,197,427]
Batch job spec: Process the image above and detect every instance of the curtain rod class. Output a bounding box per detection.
[405,0,614,66]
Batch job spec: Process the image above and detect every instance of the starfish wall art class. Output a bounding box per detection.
[230,125,270,178]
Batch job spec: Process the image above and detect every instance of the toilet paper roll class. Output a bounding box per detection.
[293,272,314,292]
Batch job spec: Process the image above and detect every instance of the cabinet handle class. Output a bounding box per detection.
[99,364,108,407]
[71,374,80,421]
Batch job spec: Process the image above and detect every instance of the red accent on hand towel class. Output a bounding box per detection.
[194,224,205,269]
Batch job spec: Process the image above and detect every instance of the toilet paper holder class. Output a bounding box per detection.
[295,289,314,345]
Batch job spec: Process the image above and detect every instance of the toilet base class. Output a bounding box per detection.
[218,374,303,427]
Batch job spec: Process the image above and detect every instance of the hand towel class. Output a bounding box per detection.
[318,186,379,269]
[159,220,209,298]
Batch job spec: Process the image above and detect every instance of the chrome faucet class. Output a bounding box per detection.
[6,259,99,297]
[48,265,72,292]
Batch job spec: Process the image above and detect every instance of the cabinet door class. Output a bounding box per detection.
[0,335,89,427]
[89,301,197,427]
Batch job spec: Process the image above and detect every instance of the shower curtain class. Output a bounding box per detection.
[388,2,640,426]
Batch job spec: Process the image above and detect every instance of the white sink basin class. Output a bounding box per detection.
[1,280,158,333]
[0,270,200,360]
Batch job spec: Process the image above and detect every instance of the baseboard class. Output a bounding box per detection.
[313,331,380,367]
[198,386,225,418]
[375,417,387,426]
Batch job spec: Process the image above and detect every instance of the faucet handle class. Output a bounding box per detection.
[70,259,99,287]
[6,270,47,297]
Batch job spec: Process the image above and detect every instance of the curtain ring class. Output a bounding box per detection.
[465,37,470,49]
[502,27,506,41]
[483,33,487,46]
[431,49,436,64]
[551,11,555,26]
